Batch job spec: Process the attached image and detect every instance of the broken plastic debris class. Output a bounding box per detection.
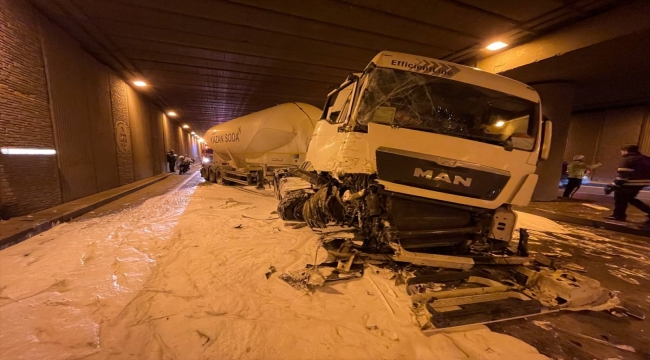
[265,266,276,279]
[532,320,553,331]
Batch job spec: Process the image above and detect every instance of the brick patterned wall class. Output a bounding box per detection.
[109,75,135,185]
[0,0,62,217]
[0,0,195,217]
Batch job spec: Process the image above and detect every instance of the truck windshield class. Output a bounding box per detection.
[354,68,539,151]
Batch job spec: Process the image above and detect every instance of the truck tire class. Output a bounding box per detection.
[216,169,225,185]
[273,178,281,200]
[277,190,311,221]
[208,169,217,183]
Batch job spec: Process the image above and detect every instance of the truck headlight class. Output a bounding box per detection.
[202,157,210,163]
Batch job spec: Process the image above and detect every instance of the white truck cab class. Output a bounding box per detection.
[278,51,552,253]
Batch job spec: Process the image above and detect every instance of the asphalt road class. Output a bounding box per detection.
[562,184,650,200]
[489,223,650,359]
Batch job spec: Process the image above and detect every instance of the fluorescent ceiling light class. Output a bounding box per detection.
[495,120,505,127]
[167,111,177,117]
[486,41,508,51]
[1,147,56,155]
[191,131,196,135]
[133,80,147,87]
[182,124,189,129]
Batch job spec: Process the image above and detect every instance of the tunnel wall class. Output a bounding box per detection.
[40,17,120,202]
[126,85,155,181]
[565,105,650,182]
[0,0,196,217]
[0,0,62,217]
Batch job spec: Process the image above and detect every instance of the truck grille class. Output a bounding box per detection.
[376,147,510,201]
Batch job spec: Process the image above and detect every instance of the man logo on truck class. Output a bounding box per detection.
[413,168,472,187]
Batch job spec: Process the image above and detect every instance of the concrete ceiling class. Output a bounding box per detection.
[502,28,650,111]
[30,0,629,134]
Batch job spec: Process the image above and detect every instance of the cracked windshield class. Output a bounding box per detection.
[355,68,539,150]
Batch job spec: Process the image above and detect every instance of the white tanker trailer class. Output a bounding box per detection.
[201,102,321,187]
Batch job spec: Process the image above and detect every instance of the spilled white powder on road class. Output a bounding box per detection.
[1,179,549,359]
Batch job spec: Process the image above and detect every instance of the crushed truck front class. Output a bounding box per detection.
[280,51,549,253]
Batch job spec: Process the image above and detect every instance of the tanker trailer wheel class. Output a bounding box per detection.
[277,190,312,221]
[216,169,225,185]
[208,168,217,183]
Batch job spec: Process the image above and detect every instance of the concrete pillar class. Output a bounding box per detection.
[532,82,575,201]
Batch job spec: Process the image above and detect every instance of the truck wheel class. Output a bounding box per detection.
[216,170,225,185]
[277,190,311,221]
[273,178,281,200]
[209,169,217,183]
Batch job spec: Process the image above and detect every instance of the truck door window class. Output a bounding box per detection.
[336,95,353,124]
[324,84,354,124]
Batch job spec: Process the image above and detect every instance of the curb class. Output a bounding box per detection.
[0,173,174,249]
[518,208,650,238]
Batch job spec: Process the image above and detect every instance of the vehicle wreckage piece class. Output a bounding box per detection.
[280,263,363,291]
[407,272,510,303]
[391,249,474,270]
[406,266,623,332]
[427,294,542,329]
[526,268,613,309]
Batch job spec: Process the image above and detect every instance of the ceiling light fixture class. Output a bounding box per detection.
[167,111,177,117]
[133,80,147,87]
[486,41,508,51]
[191,131,196,135]
[182,124,189,129]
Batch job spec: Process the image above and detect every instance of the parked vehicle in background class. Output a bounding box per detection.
[200,103,321,188]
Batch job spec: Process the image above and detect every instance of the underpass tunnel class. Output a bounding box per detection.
[1,0,650,358]
[1,0,648,216]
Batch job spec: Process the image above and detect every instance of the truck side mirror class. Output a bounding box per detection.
[540,120,552,160]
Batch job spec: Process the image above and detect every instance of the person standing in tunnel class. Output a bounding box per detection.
[604,145,650,223]
[563,155,601,198]
[166,150,176,173]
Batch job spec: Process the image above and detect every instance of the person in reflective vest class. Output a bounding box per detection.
[563,155,601,198]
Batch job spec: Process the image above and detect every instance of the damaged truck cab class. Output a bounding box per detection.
[277,51,551,254]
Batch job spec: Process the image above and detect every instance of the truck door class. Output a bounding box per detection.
[305,83,356,171]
